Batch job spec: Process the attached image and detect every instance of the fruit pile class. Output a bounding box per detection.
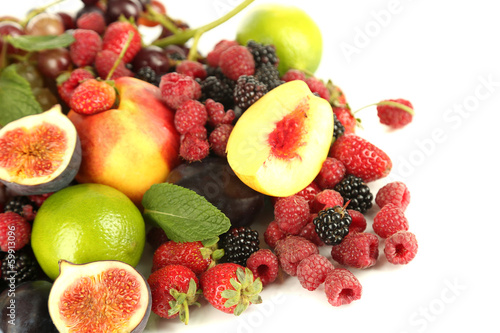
[0,0,418,331]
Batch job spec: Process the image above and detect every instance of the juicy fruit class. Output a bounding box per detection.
[226,80,333,197]
[68,77,180,207]
[31,183,145,280]
[48,260,151,333]
[0,105,81,195]
[236,4,322,75]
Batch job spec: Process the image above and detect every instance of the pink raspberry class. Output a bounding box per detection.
[281,69,306,82]
[373,203,409,238]
[218,45,255,81]
[375,181,411,211]
[325,268,362,306]
[94,49,133,80]
[330,232,379,269]
[274,235,318,276]
[0,212,31,251]
[246,249,279,286]
[298,214,324,247]
[377,99,414,129]
[70,29,102,67]
[347,209,366,234]
[315,157,346,189]
[209,124,233,158]
[263,221,286,249]
[176,60,207,80]
[174,100,207,135]
[185,124,207,140]
[305,76,330,100]
[206,40,239,67]
[293,181,321,208]
[384,231,418,265]
[297,254,335,291]
[310,189,344,213]
[160,72,201,110]
[179,133,209,162]
[28,192,53,209]
[76,10,106,35]
[205,99,235,127]
[274,195,310,235]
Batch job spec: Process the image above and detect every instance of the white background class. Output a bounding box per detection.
[6,0,500,332]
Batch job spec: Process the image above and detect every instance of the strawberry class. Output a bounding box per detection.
[329,134,392,182]
[333,106,357,134]
[147,264,200,323]
[200,263,262,315]
[69,78,116,115]
[152,240,223,276]
[102,21,141,63]
[94,49,133,80]
[57,68,95,106]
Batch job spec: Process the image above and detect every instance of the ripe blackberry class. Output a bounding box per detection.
[334,174,373,214]
[220,226,260,267]
[233,75,268,111]
[313,206,352,246]
[255,62,284,91]
[199,74,235,110]
[135,66,160,86]
[333,113,345,141]
[1,247,41,287]
[246,40,279,67]
[3,196,37,221]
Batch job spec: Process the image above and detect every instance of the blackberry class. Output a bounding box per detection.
[220,226,260,267]
[3,196,37,221]
[246,40,279,67]
[334,174,373,214]
[135,66,160,86]
[313,206,352,245]
[333,113,345,141]
[1,247,41,287]
[255,62,284,91]
[199,73,235,110]
[233,75,268,111]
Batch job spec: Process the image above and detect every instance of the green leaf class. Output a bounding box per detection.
[142,183,231,243]
[6,34,75,52]
[0,64,42,126]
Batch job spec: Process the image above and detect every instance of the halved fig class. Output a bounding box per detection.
[48,260,152,333]
[0,104,81,195]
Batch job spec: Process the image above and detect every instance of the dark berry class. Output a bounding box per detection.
[246,40,279,67]
[255,62,284,91]
[3,196,37,221]
[333,113,345,141]
[199,74,235,110]
[135,66,160,86]
[313,206,352,246]
[334,174,374,214]
[233,75,268,111]
[1,247,41,288]
[220,226,260,267]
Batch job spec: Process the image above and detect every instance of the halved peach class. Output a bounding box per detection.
[226,80,333,197]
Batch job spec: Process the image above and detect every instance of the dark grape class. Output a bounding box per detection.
[37,48,71,79]
[105,0,142,24]
[56,12,75,30]
[0,21,25,55]
[131,46,171,75]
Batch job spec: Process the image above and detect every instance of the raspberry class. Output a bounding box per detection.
[333,106,357,134]
[186,124,208,140]
[0,212,31,252]
[3,196,37,222]
[274,235,318,276]
[334,174,374,214]
[57,68,95,106]
[27,192,53,209]
[205,98,235,127]
[219,226,260,267]
[70,29,102,67]
[160,72,201,110]
[102,21,141,63]
[206,40,239,67]
[246,249,279,286]
[377,99,414,129]
[174,100,208,135]
[263,221,286,249]
[297,254,335,291]
[209,124,233,158]
[313,206,351,246]
[305,76,330,100]
[94,49,133,80]
[375,181,411,211]
[315,157,346,190]
[330,232,379,269]
[310,189,344,213]
[218,45,255,81]
[384,231,418,265]
[293,181,321,208]
[179,133,210,162]
[347,209,366,234]
[298,214,324,246]
[176,60,207,80]
[330,134,392,183]
[281,69,306,82]
[233,75,268,111]
[274,195,310,235]
[373,203,409,238]
[324,268,362,306]
[76,10,106,35]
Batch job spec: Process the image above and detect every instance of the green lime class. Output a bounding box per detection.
[236,4,323,76]
[31,183,146,280]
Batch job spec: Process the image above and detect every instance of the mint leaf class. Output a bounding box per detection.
[0,64,42,126]
[6,34,75,52]
[142,183,231,243]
